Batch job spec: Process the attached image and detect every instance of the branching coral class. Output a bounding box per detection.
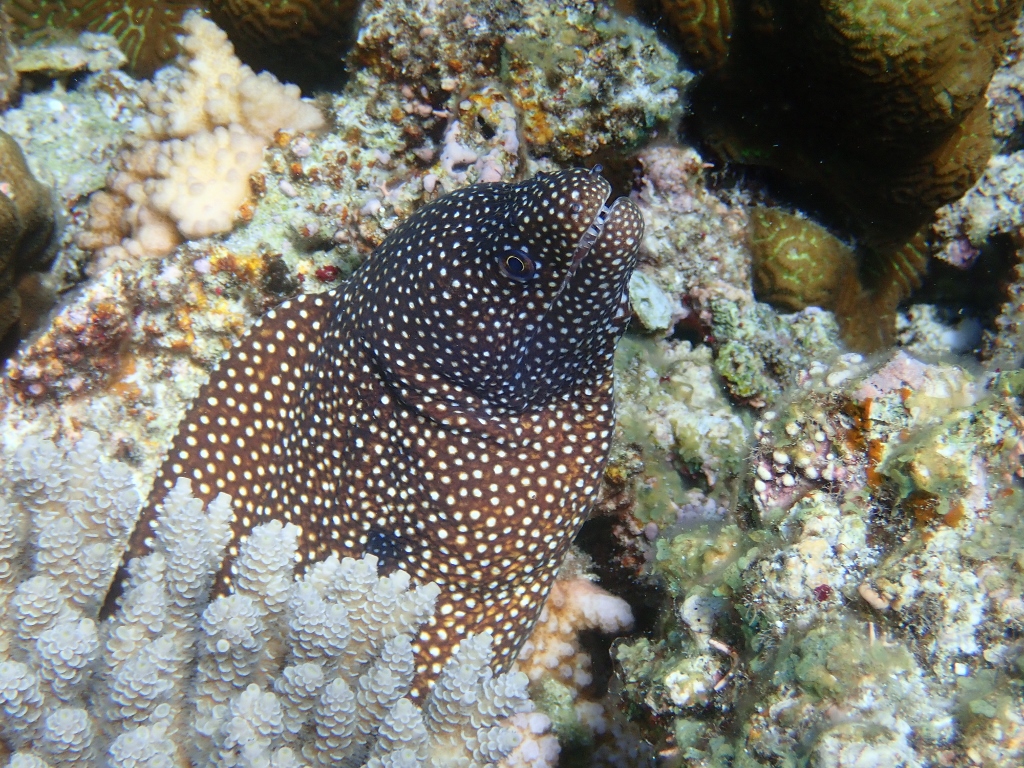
[0,433,537,767]
[77,13,323,267]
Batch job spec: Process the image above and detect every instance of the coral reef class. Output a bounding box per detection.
[0,129,56,340]
[615,336,749,495]
[516,561,651,765]
[988,11,1024,148]
[210,0,360,87]
[2,1,1023,765]
[750,208,930,351]
[0,433,539,767]
[77,13,324,266]
[749,207,856,314]
[354,0,688,165]
[6,0,359,82]
[501,0,688,162]
[934,149,1024,264]
[659,0,732,72]
[11,30,126,78]
[6,0,191,77]
[678,0,1022,241]
[667,0,1023,348]
[617,349,1024,766]
[629,145,847,403]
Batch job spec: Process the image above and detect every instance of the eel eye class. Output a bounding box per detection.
[499,249,538,282]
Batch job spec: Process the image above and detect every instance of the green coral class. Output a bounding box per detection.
[665,0,1023,350]
[501,1,688,161]
[7,0,359,83]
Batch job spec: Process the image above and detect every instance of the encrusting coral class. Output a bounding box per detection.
[0,129,55,340]
[0,432,541,767]
[77,13,324,267]
[667,0,1024,349]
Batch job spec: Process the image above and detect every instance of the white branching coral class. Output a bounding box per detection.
[78,13,324,263]
[0,435,535,767]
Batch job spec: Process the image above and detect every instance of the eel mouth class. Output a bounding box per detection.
[571,201,613,269]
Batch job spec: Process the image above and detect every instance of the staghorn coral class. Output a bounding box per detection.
[0,433,540,767]
[77,14,323,267]
[667,0,1023,349]
[0,130,56,340]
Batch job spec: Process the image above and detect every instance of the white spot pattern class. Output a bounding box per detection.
[126,169,643,691]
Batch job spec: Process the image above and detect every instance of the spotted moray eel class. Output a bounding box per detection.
[122,168,642,693]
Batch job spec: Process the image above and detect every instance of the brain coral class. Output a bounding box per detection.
[6,0,359,82]
[750,207,929,351]
[666,0,1023,347]
[0,130,55,341]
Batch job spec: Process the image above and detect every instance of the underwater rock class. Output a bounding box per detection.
[501,1,688,162]
[12,31,126,77]
[616,348,1024,765]
[631,145,848,400]
[0,129,55,340]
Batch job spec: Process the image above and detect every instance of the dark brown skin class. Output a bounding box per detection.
[118,170,643,694]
